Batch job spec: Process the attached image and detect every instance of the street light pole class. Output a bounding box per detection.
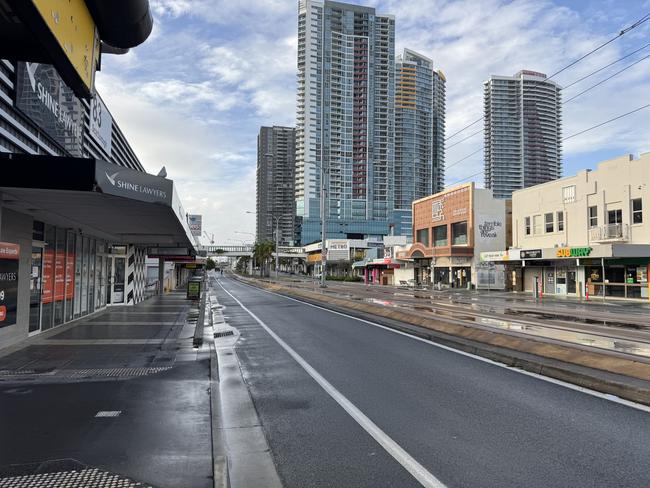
[320,163,327,288]
[274,216,280,280]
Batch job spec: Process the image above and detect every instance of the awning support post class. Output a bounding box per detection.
[158,258,165,295]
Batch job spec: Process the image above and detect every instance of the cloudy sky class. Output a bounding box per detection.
[96,0,650,245]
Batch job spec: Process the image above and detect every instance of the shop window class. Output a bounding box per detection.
[557,211,564,232]
[32,220,45,241]
[451,221,467,245]
[53,227,66,326]
[588,206,598,228]
[415,228,429,247]
[632,198,643,224]
[525,216,531,235]
[532,215,542,235]
[41,225,55,330]
[545,213,554,233]
[433,225,447,247]
[608,208,622,225]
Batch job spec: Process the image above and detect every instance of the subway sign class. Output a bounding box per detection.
[556,247,592,258]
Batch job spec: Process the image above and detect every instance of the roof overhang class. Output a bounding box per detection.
[0,153,195,252]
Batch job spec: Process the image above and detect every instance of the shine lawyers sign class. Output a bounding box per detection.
[95,160,173,206]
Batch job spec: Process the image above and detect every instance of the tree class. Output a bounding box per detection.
[252,240,275,277]
[206,257,216,270]
[236,256,250,274]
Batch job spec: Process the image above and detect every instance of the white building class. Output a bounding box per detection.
[505,153,650,300]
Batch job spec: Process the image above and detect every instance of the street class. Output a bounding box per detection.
[215,275,650,488]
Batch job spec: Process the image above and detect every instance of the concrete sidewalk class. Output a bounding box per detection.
[0,291,214,488]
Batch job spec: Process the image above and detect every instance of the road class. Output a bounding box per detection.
[215,275,650,488]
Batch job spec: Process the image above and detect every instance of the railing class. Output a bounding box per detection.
[200,245,307,255]
[589,223,629,242]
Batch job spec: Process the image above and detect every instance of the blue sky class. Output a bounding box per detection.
[96,0,650,244]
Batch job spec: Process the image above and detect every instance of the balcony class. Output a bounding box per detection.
[589,223,629,242]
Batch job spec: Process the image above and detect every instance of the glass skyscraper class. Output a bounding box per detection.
[394,49,446,237]
[296,0,395,244]
[484,70,562,199]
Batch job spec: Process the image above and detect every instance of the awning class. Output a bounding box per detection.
[0,153,195,252]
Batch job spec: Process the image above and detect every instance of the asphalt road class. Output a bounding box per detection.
[216,276,650,488]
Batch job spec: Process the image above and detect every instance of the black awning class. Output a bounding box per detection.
[0,153,195,250]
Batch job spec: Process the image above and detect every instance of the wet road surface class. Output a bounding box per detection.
[216,276,650,488]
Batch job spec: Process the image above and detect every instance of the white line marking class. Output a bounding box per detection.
[225,278,650,414]
[217,280,446,488]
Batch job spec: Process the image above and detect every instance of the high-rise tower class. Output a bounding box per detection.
[295,0,395,244]
[394,49,446,236]
[484,70,562,199]
[256,126,297,245]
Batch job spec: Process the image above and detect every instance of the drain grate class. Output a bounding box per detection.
[0,370,37,376]
[214,330,234,338]
[95,410,122,418]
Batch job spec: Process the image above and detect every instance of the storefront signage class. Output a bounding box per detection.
[520,249,542,259]
[15,62,84,156]
[188,215,203,237]
[480,251,509,262]
[89,94,112,156]
[556,247,592,258]
[327,240,350,262]
[42,250,75,304]
[0,242,20,327]
[431,200,444,222]
[95,160,173,205]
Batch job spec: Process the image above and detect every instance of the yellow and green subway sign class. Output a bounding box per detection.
[556,247,592,258]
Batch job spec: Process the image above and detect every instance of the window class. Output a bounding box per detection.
[451,221,468,245]
[532,215,542,235]
[608,209,622,225]
[415,228,429,247]
[545,213,554,233]
[563,185,576,203]
[433,225,448,247]
[557,211,564,232]
[632,198,643,224]
[588,206,598,228]
[525,216,531,235]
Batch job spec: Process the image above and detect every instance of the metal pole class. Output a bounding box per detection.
[0,190,3,241]
[158,258,165,295]
[275,217,279,280]
[601,257,606,302]
[320,165,327,288]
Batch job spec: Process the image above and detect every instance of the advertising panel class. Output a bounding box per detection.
[15,62,84,156]
[476,214,505,248]
[89,94,112,156]
[327,240,350,262]
[42,250,75,304]
[188,215,203,237]
[0,242,20,327]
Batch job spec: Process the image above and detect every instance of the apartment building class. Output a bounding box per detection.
[394,49,446,237]
[484,70,562,199]
[296,0,395,244]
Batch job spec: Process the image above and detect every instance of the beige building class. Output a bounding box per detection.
[505,153,650,299]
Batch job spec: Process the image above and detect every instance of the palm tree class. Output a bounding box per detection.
[252,240,275,277]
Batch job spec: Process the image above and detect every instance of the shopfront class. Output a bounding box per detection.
[513,245,650,300]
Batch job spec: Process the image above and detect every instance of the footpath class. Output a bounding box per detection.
[233,273,650,407]
[0,290,213,488]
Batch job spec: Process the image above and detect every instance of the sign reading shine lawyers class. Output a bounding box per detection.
[0,242,20,327]
[15,62,83,156]
[95,160,173,205]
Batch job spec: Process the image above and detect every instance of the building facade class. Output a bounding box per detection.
[296,0,395,244]
[502,153,650,300]
[0,59,195,350]
[256,126,296,245]
[484,70,562,199]
[394,49,446,237]
[401,183,509,288]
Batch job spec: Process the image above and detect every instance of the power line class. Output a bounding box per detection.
[445,129,482,149]
[563,103,650,141]
[443,12,650,141]
[563,42,650,89]
[446,148,482,171]
[564,54,650,104]
[445,170,484,188]
[445,118,481,141]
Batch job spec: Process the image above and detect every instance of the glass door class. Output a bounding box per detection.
[29,245,44,334]
[567,270,577,294]
[110,256,126,304]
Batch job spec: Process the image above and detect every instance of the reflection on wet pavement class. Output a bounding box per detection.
[309,284,650,360]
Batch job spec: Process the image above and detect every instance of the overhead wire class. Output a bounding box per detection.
[443,12,650,143]
[562,103,650,141]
